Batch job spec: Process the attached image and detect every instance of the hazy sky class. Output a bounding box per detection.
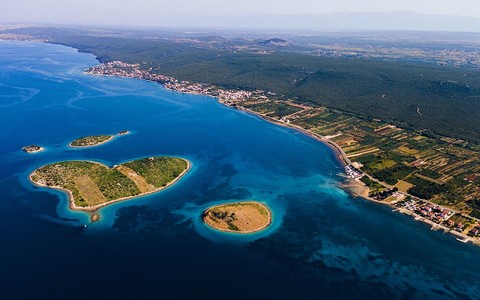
[2,0,480,26]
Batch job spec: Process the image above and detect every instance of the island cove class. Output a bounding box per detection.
[29,157,190,221]
[87,60,480,245]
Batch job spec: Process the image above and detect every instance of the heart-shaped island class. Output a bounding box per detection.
[30,157,190,216]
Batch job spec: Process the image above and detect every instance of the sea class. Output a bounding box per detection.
[1,40,480,299]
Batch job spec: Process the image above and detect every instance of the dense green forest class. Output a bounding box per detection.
[15,30,480,143]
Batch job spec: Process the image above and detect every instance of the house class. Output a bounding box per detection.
[469,228,479,236]
[440,210,450,219]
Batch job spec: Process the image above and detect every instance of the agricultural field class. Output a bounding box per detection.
[232,99,480,217]
[242,101,303,119]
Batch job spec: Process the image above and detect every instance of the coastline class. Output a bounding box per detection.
[82,61,480,246]
[203,201,272,234]
[233,106,350,166]
[29,158,191,216]
[339,178,480,246]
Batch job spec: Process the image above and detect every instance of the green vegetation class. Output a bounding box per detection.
[360,176,386,194]
[243,101,302,119]
[467,200,480,219]
[371,164,416,185]
[30,157,189,209]
[17,29,480,216]
[30,161,138,206]
[123,157,188,187]
[42,34,480,143]
[70,135,113,147]
[417,169,443,180]
[232,99,480,216]
[406,177,447,199]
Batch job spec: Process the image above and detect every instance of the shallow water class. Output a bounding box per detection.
[1,41,479,299]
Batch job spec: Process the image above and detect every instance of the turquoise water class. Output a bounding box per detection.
[1,41,480,299]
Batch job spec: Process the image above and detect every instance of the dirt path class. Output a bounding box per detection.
[115,165,155,193]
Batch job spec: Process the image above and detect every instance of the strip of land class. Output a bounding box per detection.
[86,61,480,245]
[30,157,190,216]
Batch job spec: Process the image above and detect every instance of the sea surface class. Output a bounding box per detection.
[1,40,480,299]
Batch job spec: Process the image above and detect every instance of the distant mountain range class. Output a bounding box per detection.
[156,12,480,33]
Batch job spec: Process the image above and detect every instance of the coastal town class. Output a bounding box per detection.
[86,61,480,245]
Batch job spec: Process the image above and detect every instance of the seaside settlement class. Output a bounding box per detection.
[87,61,480,244]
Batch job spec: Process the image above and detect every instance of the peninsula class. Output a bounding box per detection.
[203,201,272,233]
[29,156,190,218]
[22,145,44,153]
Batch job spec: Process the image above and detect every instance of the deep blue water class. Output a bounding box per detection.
[1,41,480,299]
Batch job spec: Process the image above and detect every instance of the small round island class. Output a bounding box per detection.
[22,145,44,153]
[202,201,272,234]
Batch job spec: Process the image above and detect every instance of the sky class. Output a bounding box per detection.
[1,0,480,27]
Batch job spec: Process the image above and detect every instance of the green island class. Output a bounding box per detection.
[202,201,272,233]
[29,157,190,219]
[69,135,114,148]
